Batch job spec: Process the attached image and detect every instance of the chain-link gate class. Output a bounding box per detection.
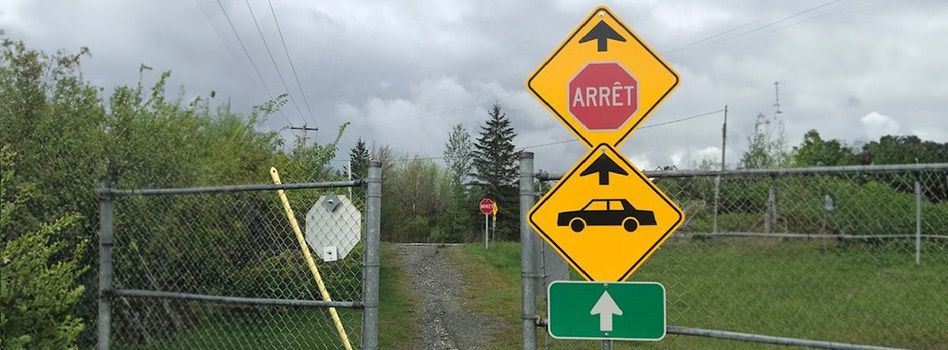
[97,162,382,349]
[520,152,948,349]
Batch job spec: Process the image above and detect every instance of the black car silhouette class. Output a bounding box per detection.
[557,199,656,233]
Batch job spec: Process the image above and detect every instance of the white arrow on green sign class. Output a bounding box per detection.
[591,290,622,331]
[548,281,665,341]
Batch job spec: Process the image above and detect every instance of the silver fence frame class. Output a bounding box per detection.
[518,153,942,350]
[97,161,382,350]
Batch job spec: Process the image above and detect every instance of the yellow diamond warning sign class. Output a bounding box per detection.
[529,144,683,281]
[527,6,679,148]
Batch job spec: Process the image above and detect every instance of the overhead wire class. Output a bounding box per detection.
[351,91,527,131]
[267,0,318,129]
[710,0,845,45]
[243,0,310,127]
[193,0,263,95]
[662,0,852,56]
[751,0,870,39]
[213,0,293,126]
[520,109,725,150]
[662,17,772,55]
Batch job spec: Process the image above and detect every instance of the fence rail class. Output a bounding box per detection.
[521,154,948,349]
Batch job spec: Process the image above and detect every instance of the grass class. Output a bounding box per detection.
[448,238,948,349]
[447,242,524,349]
[116,242,418,349]
[378,242,420,349]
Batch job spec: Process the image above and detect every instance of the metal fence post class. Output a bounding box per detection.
[915,181,921,265]
[714,176,720,233]
[766,175,776,233]
[362,161,382,349]
[520,152,538,350]
[97,182,114,350]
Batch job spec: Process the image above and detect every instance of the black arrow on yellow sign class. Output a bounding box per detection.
[579,21,626,52]
[581,153,628,185]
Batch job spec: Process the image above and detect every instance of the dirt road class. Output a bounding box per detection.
[395,244,501,350]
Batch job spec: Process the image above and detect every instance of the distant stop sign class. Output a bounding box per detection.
[568,63,639,131]
[479,199,495,215]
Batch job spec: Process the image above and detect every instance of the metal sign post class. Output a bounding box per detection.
[480,198,495,249]
[484,213,489,249]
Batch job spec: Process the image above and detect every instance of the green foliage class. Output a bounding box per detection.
[434,174,474,243]
[740,113,791,169]
[472,104,519,240]
[860,135,948,165]
[792,130,858,167]
[347,138,370,206]
[443,124,473,186]
[1,38,344,346]
[1,147,87,349]
[348,138,370,181]
[379,155,447,242]
[437,124,476,242]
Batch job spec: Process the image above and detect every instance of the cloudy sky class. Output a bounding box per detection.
[2,0,946,172]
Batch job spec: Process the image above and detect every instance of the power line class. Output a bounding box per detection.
[751,0,870,39]
[243,0,309,127]
[639,109,725,129]
[193,0,263,95]
[520,109,725,150]
[352,91,527,131]
[710,0,845,45]
[213,0,292,125]
[331,109,725,162]
[662,0,848,56]
[662,17,771,55]
[268,0,317,129]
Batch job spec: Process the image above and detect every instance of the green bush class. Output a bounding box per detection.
[1,147,87,349]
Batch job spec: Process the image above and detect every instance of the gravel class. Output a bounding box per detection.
[396,243,502,350]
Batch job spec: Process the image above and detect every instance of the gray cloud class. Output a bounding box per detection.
[2,0,946,172]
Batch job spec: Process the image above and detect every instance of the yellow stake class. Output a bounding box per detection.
[270,167,353,350]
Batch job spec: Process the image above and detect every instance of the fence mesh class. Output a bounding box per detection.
[109,185,366,349]
[536,167,948,349]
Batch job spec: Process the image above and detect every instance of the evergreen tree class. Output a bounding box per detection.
[472,104,519,240]
[346,138,370,204]
[348,138,370,180]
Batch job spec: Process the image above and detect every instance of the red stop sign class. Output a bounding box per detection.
[479,198,495,214]
[568,63,639,131]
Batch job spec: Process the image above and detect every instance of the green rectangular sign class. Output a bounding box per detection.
[547,281,665,341]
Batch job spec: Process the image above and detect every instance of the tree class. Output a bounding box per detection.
[859,135,948,165]
[472,104,519,240]
[438,125,475,242]
[443,124,473,186]
[792,130,857,167]
[740,113,791,169]
[348,138,370,180]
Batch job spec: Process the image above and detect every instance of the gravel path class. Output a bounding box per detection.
[396,243,501,350]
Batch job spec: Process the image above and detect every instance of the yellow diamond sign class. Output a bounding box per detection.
[529,144,683,281]
[527,6,679,148]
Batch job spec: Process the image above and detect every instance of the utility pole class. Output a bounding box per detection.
[721,105,728,171]
[290,124,319,146]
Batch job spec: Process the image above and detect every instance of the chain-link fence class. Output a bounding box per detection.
[522,155,948,349]
[96,164,382,349]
